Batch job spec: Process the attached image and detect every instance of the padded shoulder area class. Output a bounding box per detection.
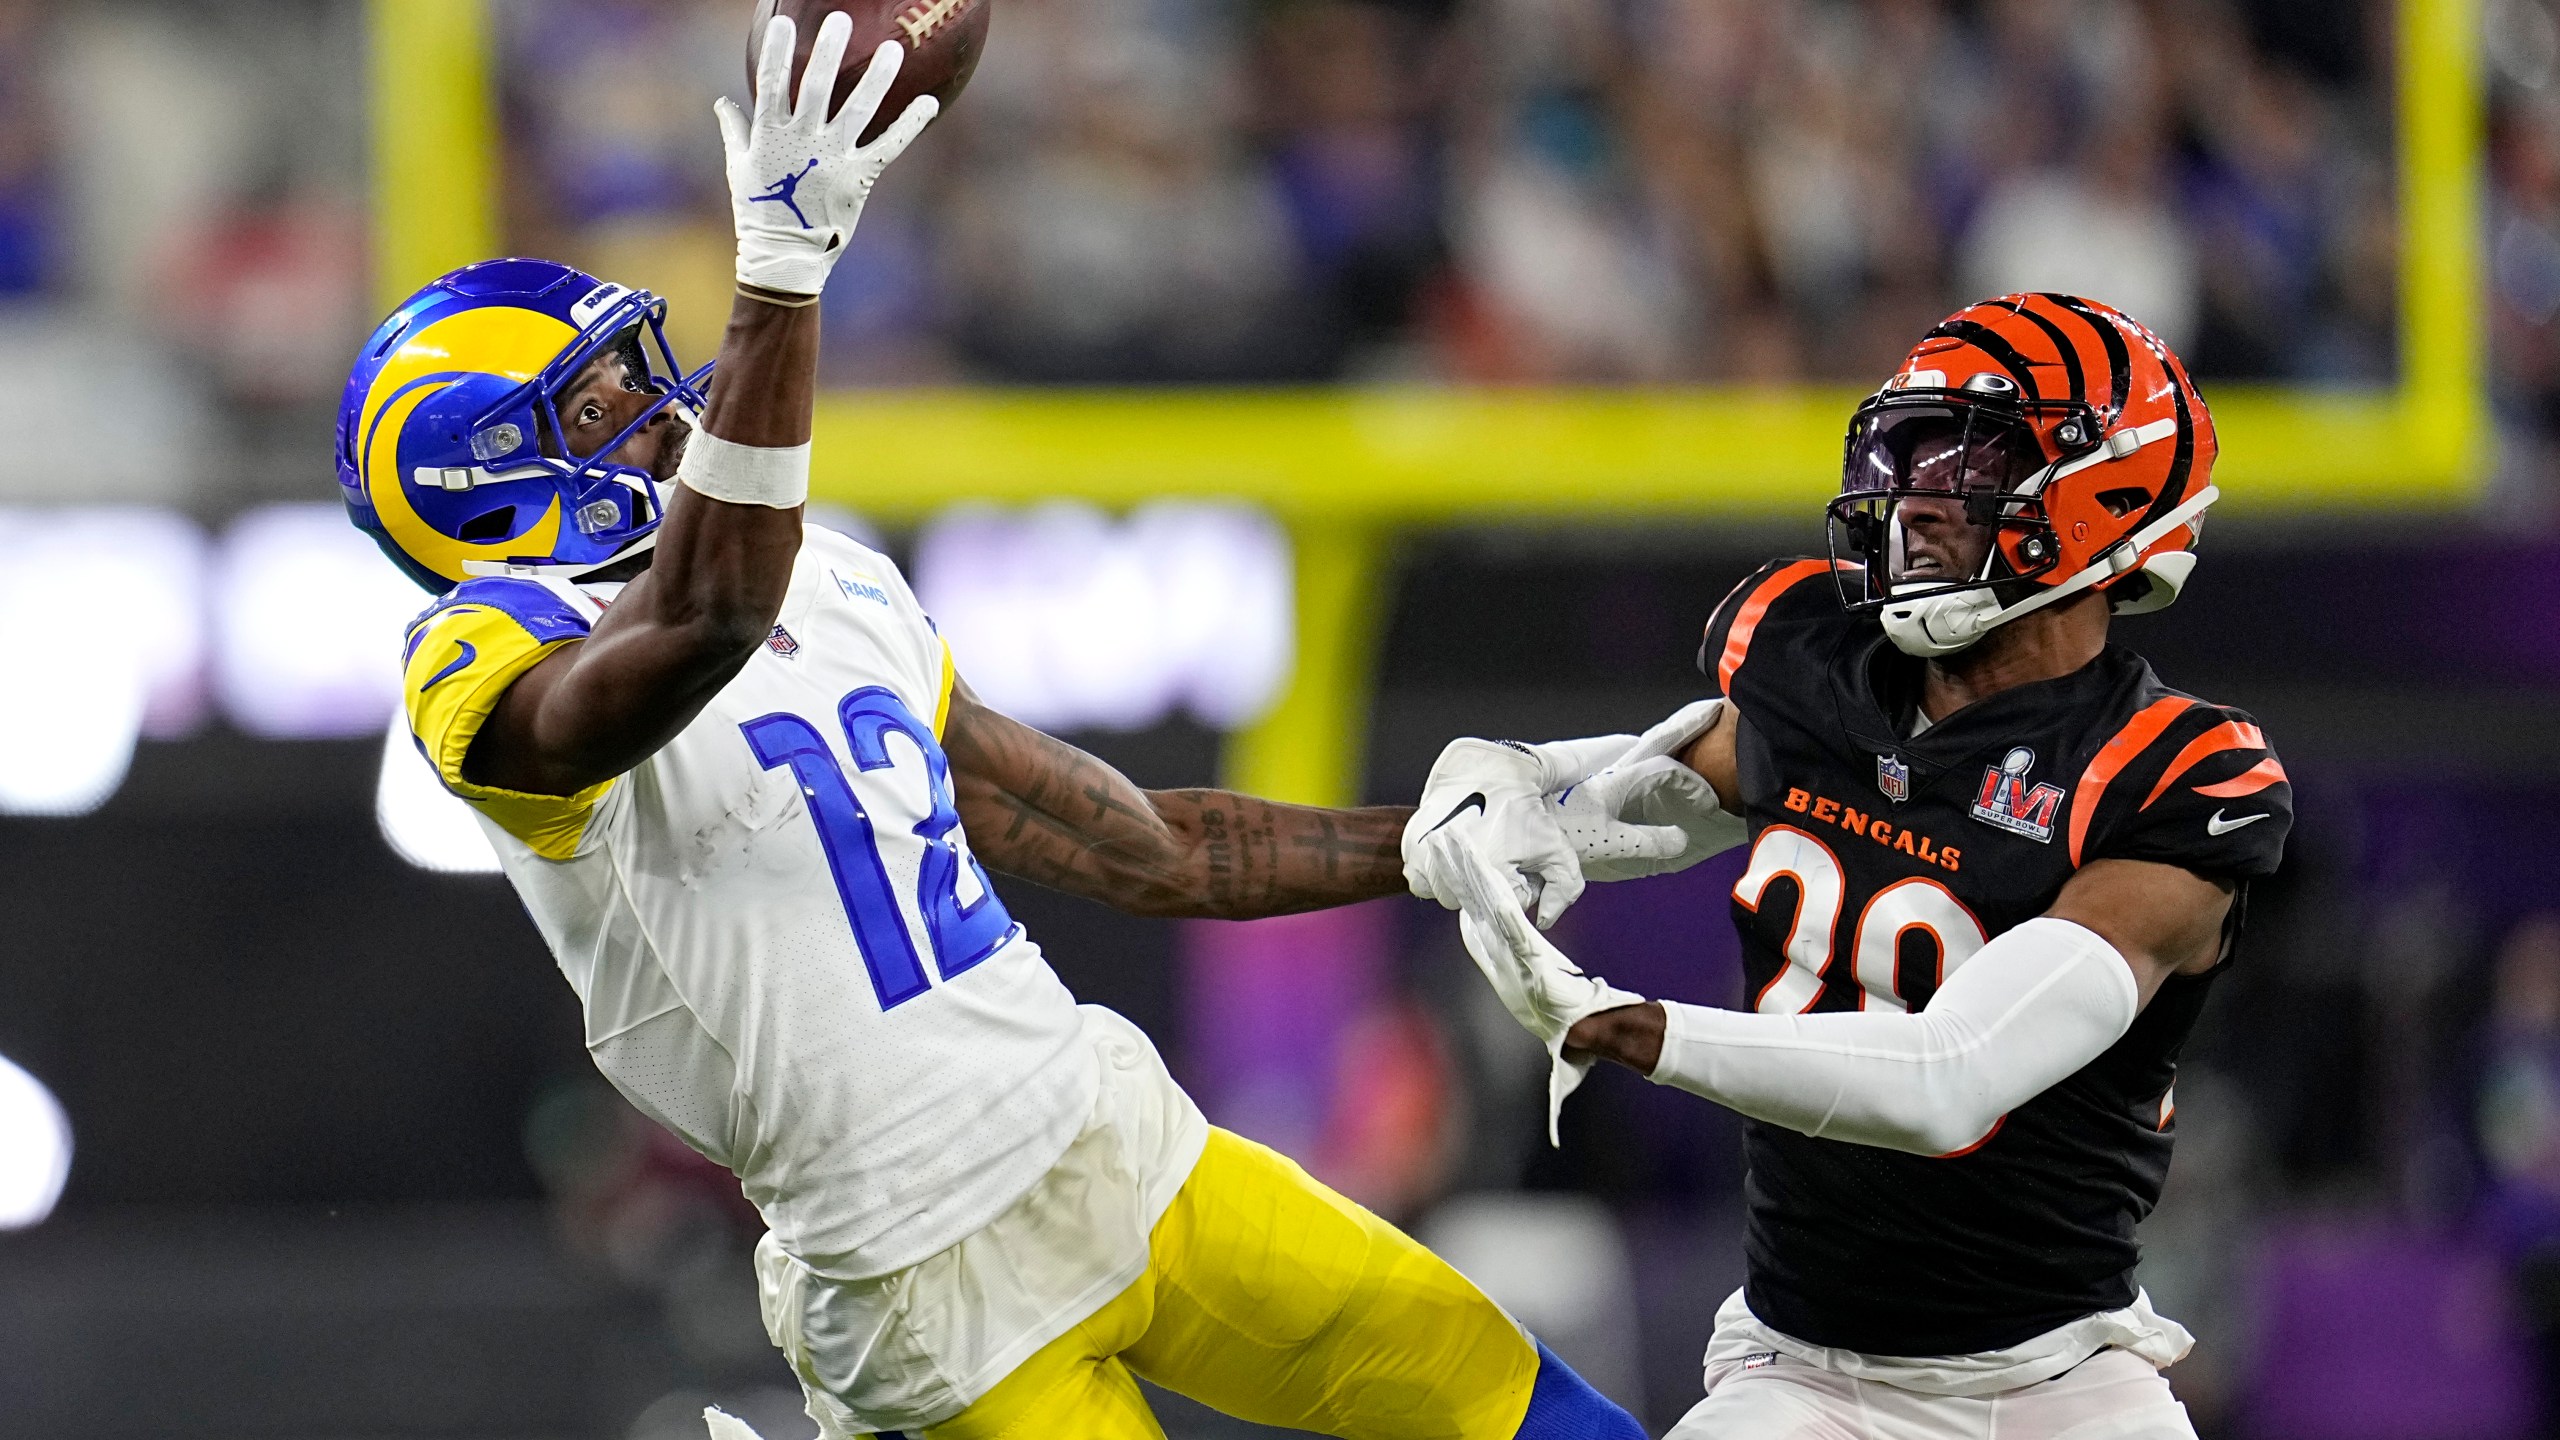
[2069,692,2290,878]
[404,576,593,661]
[400,577,610,862]
[1698,557,1860,697]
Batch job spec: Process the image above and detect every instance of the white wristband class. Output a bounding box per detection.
[678,426,811,509]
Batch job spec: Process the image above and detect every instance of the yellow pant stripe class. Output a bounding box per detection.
[910,1128,1538,1440]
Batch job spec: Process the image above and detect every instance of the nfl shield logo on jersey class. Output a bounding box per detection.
[1875,753,1911,803]
[1970,746,2065,842]
[766,624,801,659]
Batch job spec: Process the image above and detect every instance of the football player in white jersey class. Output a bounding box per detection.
[335,19,1652,1440]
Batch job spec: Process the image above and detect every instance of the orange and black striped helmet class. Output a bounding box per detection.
[1827,293,2220,656]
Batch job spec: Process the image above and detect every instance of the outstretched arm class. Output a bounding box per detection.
[943,678,1413,919]
[464,23,935,797]
[1425,824,2236,1155]
[465,298,816,796]
[1559,857,2234,1155]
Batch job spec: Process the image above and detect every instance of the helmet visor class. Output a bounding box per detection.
[1829,400,2067,605]
[1841,403,2044,500]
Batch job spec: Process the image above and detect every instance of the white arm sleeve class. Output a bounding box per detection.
[1647,917,2140,1156]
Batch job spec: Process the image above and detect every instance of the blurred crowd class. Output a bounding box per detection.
[0,0,2531,506]
[2490,0,2560,523]
[501,0,2396,388]
[0,0,363,504]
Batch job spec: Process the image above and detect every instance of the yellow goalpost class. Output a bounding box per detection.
[369,0,2486,806]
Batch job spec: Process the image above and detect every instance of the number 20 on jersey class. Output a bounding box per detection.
[1736,825,1988,1014]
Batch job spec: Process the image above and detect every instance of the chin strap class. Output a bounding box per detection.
[1881,485,2220,658]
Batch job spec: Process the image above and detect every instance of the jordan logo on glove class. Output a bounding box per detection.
[749,158,822,229]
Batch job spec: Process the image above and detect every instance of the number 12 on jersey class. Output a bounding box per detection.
[741,686,1016,1010]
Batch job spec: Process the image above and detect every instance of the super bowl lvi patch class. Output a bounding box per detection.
[1969,747,2063,842]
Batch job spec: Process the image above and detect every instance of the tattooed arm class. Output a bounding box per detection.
[943,676,1413,919]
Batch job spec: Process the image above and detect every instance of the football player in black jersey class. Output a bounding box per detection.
[1403,294,2288,1439]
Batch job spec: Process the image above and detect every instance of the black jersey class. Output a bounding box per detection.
[1696,558,2292,1357]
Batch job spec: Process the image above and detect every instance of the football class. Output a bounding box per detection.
[748,0,991,144]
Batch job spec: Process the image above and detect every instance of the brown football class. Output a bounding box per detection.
[747,0,991,144]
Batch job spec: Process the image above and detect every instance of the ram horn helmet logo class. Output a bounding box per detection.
[1876,753,1911,804]
[1969,745,2065,842]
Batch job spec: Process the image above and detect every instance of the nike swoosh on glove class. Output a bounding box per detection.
[716,14,938,297]
[1423,830,1648,1146]
[1404,701,1734,929]
[1402,737,1586,928]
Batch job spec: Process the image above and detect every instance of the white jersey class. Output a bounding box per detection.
[400,525,1098,1279]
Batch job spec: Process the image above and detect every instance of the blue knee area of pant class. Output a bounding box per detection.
[1514,1340,1647,1440]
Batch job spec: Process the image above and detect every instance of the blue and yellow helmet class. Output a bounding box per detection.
[335,258,713,593]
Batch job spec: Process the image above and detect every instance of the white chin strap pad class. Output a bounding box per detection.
[1881,587,2000,657]
[1878,484,2221,658]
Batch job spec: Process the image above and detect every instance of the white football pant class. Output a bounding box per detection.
[1666,1345,2197,1440]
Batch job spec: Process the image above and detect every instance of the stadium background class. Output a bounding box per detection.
[0,0,2555,1437]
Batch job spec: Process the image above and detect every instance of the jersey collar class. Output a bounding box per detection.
[1834,635,2149,800]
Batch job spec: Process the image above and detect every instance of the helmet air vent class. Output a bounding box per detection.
[2096,487,2150,518]
[458,507,517,543]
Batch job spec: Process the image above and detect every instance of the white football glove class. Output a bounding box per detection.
[1616,697,1730,769]
[1403,699,1738,928]
[1555,754,1744,881]
[1423,830,1648,1146]
[715,15,938,297]
[1403,738,1591,929]
[703,1407,767,1440]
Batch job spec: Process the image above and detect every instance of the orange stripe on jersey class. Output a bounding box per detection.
[2195,756,2288,798]
[2140,720,2268,810]
[2067,697,2195,867]
[1716,560,1836,694]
